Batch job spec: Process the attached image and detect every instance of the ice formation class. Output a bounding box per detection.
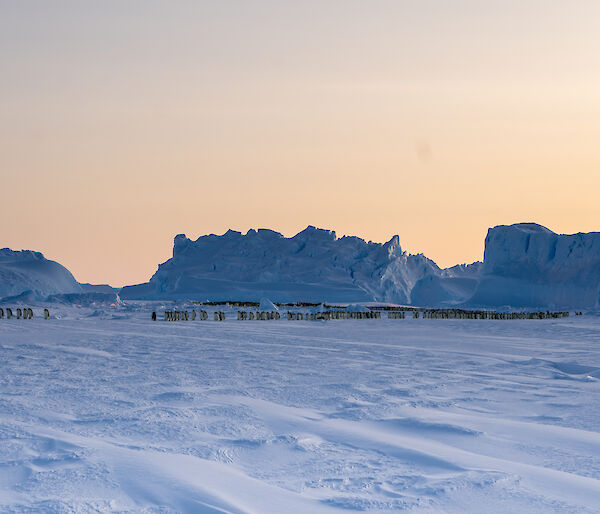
[3,223,599,309]
[0,248,82,299]
[469,223,600,309]
[120,226,441,304]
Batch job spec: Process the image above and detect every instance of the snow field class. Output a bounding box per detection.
[1,308,599,512]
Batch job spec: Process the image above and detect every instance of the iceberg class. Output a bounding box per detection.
[467,223,600,309]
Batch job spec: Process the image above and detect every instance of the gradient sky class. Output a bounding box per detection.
[1,1,599,287]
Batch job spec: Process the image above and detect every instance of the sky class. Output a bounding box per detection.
[1,1,599,287]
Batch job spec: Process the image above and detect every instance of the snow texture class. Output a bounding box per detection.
[1,304,599,512]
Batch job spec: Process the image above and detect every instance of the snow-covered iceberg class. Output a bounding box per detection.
[4,222,598,309]
[411,262,482,307]
[259,297,279,311]
[467,223,600,309]
[0,248,120,304]
[120,226,440,303]
[0,248,82,299]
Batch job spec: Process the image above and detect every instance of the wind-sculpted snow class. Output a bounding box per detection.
[1,308,599,512]
[0,248,81,299]
[120,226,442,303]
[469,223,600,309]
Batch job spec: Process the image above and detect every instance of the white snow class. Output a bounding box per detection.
[1,304,599,512]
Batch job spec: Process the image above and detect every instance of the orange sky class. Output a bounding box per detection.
[1,1,599,286]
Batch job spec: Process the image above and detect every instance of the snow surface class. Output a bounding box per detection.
[1,303,599,512]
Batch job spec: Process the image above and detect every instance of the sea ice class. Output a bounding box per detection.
[0,304,598,512]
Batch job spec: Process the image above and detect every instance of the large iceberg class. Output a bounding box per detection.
[120,226,440,303]
[0,249,119,303]
[467,223,600,309]
[120,223,600,309]
[4,223,598,309]
[0,248,82,299]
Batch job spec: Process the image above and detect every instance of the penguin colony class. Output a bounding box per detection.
[0,307,578,323]
[152,308,576,322]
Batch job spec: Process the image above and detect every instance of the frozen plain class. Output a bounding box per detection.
[1,305,599,513]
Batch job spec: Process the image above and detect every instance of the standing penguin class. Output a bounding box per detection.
[151,311,157,321]
[43,308,50,320]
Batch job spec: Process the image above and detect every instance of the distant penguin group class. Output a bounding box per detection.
[17,308,34,319]
[0,307,38,320]
[162,310,210,321]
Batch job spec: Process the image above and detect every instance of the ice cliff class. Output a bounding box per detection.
[120,226,442,303]
[468,223,600,309]
[4,223,599,309]
[120,223,600,309]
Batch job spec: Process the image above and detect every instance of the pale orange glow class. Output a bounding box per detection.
[1,2,599,286]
